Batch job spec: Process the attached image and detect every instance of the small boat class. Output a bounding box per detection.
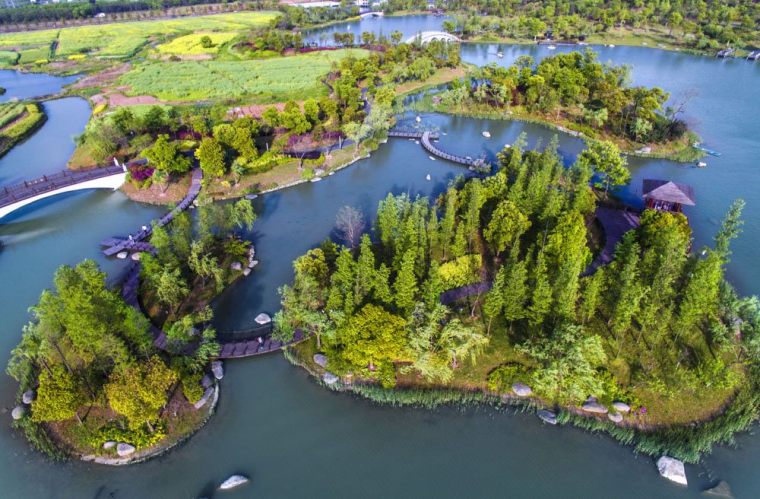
[482,131,491,138]
[425,174,431,180]
[547,45,556,50]
[608,44,616,48]
[415,115,421,123]
[496,52,503,58]
[415,140,420,145]
[696,161,707,168]
[429,156,436,161]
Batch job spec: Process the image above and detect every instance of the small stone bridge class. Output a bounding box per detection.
[0,164,126,219]
[388,129,488,168]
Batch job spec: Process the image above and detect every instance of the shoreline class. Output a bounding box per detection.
[284,338,753,464]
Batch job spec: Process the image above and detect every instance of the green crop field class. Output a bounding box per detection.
[156,32,237,55]
[119,49,369,103]
[0,11,279,61]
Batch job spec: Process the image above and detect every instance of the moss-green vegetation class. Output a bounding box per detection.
[417,50,698,162]
[278,133,758,460]
[119,49,369,102]
[0,11,279,64]
[156,32,237,56]
[0,101,46,157]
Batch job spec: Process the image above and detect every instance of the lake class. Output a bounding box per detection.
[1,17,759,498]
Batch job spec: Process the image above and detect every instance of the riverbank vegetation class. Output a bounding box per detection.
[280,136,759,460]
[5,195,256,461]
[416,50,700,161]
[386,0,760,54]
[0,101,46,158]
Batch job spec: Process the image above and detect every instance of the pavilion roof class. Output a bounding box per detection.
[642,179,696,206]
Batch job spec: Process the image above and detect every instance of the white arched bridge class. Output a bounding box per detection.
[405,31,461,44]
[0,164,126,219]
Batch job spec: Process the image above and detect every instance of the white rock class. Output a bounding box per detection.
[511,383,532,397]
[116,443,135,457]
[102,441,116,450]
[322,372,339,385]
[310,177,322,183]
[211,360,224,380]
[537,409,557,425]
[116,251,129,260]
[194,387,214,409]
[612,401,631,413]
[313,353,328,368]
[11,405,26,420]
[254,313,271,325]
[608,412,623,423]
[581,401,609,414]
[219,475,249,490]
[130,252,142,261]
[250,260,259,268]
[657,456,687,486]
[243,268,251,277]
[244,194,258,200]
[22,390,35,405]
[230,261,243,271]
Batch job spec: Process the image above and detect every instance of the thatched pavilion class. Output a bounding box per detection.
[642,179,696,213]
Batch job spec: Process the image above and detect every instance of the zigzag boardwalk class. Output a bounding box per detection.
[388,129,487,168]
[102,168,203,257]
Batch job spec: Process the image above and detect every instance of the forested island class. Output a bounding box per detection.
[6,199,255,462]
[277,138,759,462]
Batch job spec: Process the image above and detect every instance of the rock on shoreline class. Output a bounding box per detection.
[657,456,687,486]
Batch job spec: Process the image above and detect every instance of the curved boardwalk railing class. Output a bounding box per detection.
[387,130,439,140]
[102,168,203,256]
[120,262,305,359]
[0,164,125,210]
[420,131,485,167]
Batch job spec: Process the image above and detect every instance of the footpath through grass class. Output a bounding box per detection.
[119,49,369,102]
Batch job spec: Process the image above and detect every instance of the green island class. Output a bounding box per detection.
[1,4,759,481]
[7,197,256,462]
[278,141,757,463]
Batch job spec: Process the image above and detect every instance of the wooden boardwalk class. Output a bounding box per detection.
[0,164,124,212]
[102,168,202,256]
[120,262,305,359]
[585,206,640,274]
[387,130,439,140]
[388,129,487,167]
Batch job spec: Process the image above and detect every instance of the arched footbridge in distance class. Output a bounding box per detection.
[405,31,461,44]
[0,164,127,220]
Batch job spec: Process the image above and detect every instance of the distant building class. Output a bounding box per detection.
[291,1,341,8]
[642,179,696,213]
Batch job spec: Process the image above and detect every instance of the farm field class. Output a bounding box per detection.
[119,49,369,102]
[156,32,237,55]
[0,11,279,62]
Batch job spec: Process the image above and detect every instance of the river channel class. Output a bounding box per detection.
[1,17,759,498]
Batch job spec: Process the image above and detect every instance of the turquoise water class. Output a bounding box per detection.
[1,19,759,498]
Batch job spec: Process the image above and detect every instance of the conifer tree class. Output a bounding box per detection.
[394,249,419,314]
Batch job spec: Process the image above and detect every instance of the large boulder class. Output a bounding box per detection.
[537,410,557,425]
[612,401,631,413]
[242,268,251,277]
[116,251,128,260]
[254,313,271,325]
[657,456,687,486]
[230,261,243,271]
[511,382,532,397]
[22,390,35,405]
[581,401,608,414]
[313,353,328,368]
[211,360,224,380]
[219,475,249,490]
[608,412,623,423]
[703,480,733,498]
[116,443,135,457]
[102,441,116,450]
[130,252,142,261]
[322,372,339,385]
[11,405,26,420]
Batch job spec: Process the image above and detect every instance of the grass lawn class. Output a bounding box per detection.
[0,11,279,61]
[394,66,467,97]
[119,49,369,102]
[155,32,237,56]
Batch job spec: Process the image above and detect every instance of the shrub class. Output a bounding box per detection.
[487,363,530,392]
[181,373,204,404]
[438,254,482,289]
